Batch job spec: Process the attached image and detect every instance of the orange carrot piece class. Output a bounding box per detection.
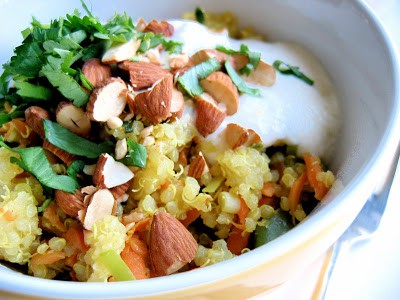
[258,197,278,208]
[261,182,275,197]
[65,226,89,253]
[304,153,328,200]
[43,202,67,233]
[65,254,78,268]
[237,197,249,225]
[30,250,65,266]
[288,172,307,215]
[227,226,250,255]
[180,208,200,228]
[120,234,149,280]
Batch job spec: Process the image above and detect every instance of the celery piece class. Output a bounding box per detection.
[98,250,135,281]
[202,176,224,193]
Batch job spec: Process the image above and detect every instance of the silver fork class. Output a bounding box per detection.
[320,149,400,299]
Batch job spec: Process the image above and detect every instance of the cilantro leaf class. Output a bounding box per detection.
[137,32,164,53]
[0,139,79,193]
[225,60,261,96]
[216,44,261,76]
[162,39,183,54]
[43,119,113,158]
[119,138,147,168]
[14,81,53,100]
[177,58,221,97]
[41,69,88,106]
[273,60,314,85]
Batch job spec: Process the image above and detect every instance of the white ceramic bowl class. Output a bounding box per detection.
[0,0,399,299]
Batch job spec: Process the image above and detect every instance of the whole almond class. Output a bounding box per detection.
[55,189,85,217]
[24,106,50,138]
[149,212,198,276]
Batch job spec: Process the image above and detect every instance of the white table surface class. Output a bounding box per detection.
[253,1,400,299]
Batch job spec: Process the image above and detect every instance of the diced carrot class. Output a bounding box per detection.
[65,226,89,254]
[180,208,200,227]
[65,254,78,268]
[227,226,250,255]
[227,197,250,255]
[237,197,249,225]
[261,182,275,197]
[42,202,67,233]
[159,179,171,191]
[120,234,149,280]
[304,153,328,200]
[30,250,65,266]
[288,172,307,216]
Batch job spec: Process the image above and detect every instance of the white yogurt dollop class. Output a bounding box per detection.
[170,20,341,163]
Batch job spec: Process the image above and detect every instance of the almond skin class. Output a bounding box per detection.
[195,93,226,137]
[118,61,170,91]
[200,71,239,116]
[188,152,208,179]
[82,58,112,89]
[149,211,198,276]
[134,74,173,124]
[24,106,50,138]
[225,123,250,149]
[56,102,91,137]
[110,181,131,200]
[43,139,76,166]
[93,153,134,189]
[144,20,174,37]
[191,49,228,66]
[86,78,128,122]
[55,189,85,217]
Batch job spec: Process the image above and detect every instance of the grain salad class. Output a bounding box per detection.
[0,3,338,281]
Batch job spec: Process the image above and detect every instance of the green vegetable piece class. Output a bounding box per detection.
[162,39,183,54]
[14,81,53,101]
[37,198,52,213]
[224,60,261,96]
[67,160,85,181]
[120,138,147,168]
[41,69,89,107]
[195,7,206,24]
[273,60,314,85]
[43,119,112,158]
[254,209,294,247]
[0,140,78,193]
[98,250,135,281]
[202,176,224,193]
[177,58,221,97]
[216,44,261,76]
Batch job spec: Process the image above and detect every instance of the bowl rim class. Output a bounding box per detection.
[1,0,400,298]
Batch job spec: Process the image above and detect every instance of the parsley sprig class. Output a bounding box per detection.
[273,60,314,85]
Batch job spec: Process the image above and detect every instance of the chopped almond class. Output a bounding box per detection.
[43,139,76,166]
[118,61,170,91]
[93,153,134,189]
[134,74,173,124]
[144,20,174,37]
[81,58,112,88]
[86,78,128,122]
[200,71,239,116]
[24,106,50,138]
[191,49,228,65]
[149,212,197,276]
[169,88,185,119]
[225,123,249,149]
[55,189,85,217]
[83,189,115,230]
[195,93,226,137]
[56,102,91,137]
[102,38,141,64]
[188,152,209,179]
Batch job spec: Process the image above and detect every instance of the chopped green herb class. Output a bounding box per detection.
[0,139,79,193]
[195,7,206,24]
[273,60,314,85]
[14,81,53,101]
[43,119,113,158]
[67,160,85,181]
[216,44,261,76]
[162,39,183,54]
[137,32,164,53]
[120,138,147,168]
[224,60,261,96]
[177,58,221,97]
[79,71,94,92]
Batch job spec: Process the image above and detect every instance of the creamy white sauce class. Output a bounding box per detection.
[170,20,341,163]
